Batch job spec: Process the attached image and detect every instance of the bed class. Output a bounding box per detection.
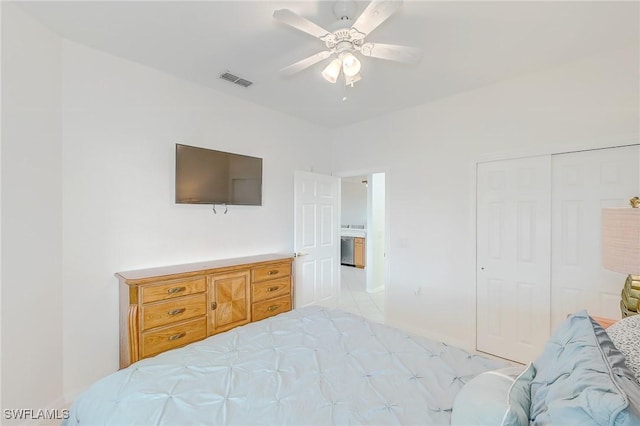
[67,307,640,425]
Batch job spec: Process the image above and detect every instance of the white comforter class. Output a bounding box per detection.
[68,306,505,425]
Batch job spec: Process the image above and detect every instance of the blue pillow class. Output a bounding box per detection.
[530,311,640,425]
[503,362,535,426]
[451,364,535,426]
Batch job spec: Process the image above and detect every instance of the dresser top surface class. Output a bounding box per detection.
[116,253,293,283]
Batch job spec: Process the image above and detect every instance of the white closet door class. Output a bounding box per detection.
[477,156,551,363]
[551,145,639,329]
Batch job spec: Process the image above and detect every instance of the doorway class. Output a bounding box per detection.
[338,172,386,322]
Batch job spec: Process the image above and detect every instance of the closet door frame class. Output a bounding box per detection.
[474,143,639,363]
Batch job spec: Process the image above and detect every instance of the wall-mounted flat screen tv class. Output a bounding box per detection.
[175,144,262,206]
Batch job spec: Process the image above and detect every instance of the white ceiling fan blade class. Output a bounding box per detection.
[280,51,333,76]
[351,0,404,37]
[359,42,423,64]
[273,9,332,40]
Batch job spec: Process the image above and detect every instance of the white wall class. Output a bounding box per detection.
[1,2,4,414]
[367,173,385,292]
[331,45,640,349]
[341,180,367,226]
[60,40,332,399]
[1,2,64,414]
[2,5,333,406]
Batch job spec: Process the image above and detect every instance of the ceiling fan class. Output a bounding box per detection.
[273,0,423,86]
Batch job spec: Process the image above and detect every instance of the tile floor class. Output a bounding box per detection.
[334,268,517,364]
[337,265,386,323]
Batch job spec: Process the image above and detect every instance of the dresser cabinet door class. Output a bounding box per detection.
[354,238,365,268]
[208,270,251,334]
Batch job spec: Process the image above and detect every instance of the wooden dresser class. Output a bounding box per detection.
[117,254,293,368]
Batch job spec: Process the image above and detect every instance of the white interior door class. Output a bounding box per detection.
[477,156,552,363]
[294,171,340,308]
[551,145,640,328]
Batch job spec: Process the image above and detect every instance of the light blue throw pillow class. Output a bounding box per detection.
[503,362,535,425]
[451,364,535,426]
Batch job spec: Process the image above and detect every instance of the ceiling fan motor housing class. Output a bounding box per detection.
[324,28,364,54]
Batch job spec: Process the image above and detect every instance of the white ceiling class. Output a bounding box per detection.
[15,1,639,128]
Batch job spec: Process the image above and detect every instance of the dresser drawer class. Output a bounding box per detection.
[141,277,206,304]
[141,293,207,331]
[252,295,292,322]
[252,263,291,283]
[141,317,207,358]
[252,277,291,303]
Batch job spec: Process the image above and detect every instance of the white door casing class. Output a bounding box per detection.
[551,145,640,328]
[476,145,639,363]
[477,156,552,363]
[294,171,340,308]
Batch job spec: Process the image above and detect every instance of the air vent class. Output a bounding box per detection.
[219,72,253,88]
[234,78,252,88]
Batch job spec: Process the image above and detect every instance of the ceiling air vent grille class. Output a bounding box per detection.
[234,78,252,88]
[219,72,253,88]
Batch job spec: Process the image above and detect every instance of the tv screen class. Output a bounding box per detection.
[175,144,262,206]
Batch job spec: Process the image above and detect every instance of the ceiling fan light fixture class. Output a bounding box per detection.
[274,1,423,87]
[321,58,342,83]
[339,52,361,77]
[344,73,361,86]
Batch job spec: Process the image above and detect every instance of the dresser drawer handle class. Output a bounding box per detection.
[267,270,279,276]
[267,286,280,292]
[167,286,186,294]
[168,308,186,316]
[168,332,186,341]
[267,305,280,312]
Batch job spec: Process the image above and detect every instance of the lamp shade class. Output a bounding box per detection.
[602,208,640,274]
[321,59,342,83]
[340,52,361,77]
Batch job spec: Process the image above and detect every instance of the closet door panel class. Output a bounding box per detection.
[551,145,640,328]
[477,156,552,363]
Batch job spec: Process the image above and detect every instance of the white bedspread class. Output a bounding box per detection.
[68,306,506,425]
